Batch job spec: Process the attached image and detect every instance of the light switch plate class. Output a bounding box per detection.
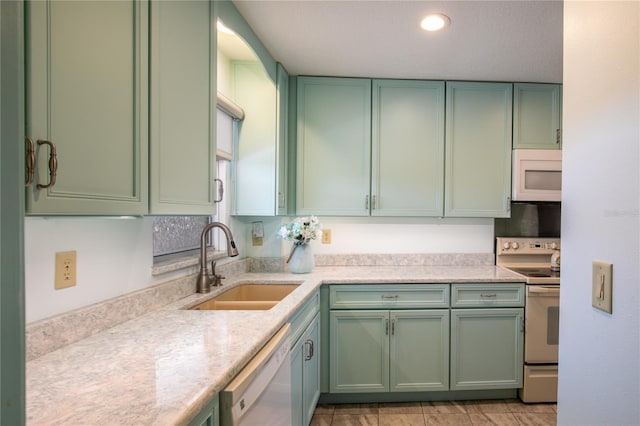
[592,260,613,314]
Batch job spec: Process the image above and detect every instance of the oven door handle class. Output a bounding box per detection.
[528,286,560,295]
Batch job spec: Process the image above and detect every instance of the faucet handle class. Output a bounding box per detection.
[211,260,225,286]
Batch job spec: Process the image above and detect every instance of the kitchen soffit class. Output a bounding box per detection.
[231,0,563,84]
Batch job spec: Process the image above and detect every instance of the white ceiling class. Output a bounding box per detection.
[231,0,563,84]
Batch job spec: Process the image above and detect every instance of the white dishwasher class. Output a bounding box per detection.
[220,324,292,426]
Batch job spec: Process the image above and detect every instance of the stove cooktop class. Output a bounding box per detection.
[509,267,560,278]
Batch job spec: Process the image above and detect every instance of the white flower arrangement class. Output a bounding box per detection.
[278,215,322,246]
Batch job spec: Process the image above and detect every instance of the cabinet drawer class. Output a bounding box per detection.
[451,283,524,308]
[289,289,320,345]
[330,284,449,309]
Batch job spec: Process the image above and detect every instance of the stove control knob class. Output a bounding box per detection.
[511,242,520,250]
[549,242,558,250]
[503,242,511,250]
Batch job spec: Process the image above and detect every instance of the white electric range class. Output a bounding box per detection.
[496,237,560,403]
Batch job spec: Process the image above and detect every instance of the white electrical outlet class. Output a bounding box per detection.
[592,260,613,314]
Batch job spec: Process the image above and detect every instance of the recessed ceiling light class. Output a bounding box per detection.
[420,14,451,32]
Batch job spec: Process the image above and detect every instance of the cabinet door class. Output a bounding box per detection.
[297,77,371,216]
[371,80,445,216]
[513,83,562,149]
[329,310,388,393]
[450,308,524,390]
[444,82,512,218]
[276,63,289,216]
[149,0,217,214]
[26,0,148,215]
[232,62,277,215]
[302,315,321,426]
[390,310,449,392]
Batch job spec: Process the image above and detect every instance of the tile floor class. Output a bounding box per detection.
[310,399,557,426]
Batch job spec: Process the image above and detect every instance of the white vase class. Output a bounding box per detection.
[287,243,314,274]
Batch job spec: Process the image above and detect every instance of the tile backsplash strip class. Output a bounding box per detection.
[26,253,493,360]
[313,253,495,267]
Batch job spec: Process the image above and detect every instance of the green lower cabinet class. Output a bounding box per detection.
[291,314,321,426]
[450,308,524,390]
[188,395,219,426]
[390,310,450,392]
[330,309,449,393]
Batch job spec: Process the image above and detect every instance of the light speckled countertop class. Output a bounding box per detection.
[26,265,524,425]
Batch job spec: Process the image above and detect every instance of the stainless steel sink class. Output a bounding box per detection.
[188,283,300,311]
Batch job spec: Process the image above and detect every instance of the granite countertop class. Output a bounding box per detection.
[26,265,525,425]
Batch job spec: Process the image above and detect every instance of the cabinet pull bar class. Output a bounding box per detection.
[214,178,224,203]
[365,195,369,210]
[25,137,35,187]
[372,195,376,210]
[385,319,389,335]
[36,140,57,190]
[556,129,561,144]
[480,293,497,298]
[391,319,395,335]
[278,191,285,209]
[381,295,398,300]
[304,339,313,361]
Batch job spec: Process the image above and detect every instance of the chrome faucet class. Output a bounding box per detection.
[196,222,239,293]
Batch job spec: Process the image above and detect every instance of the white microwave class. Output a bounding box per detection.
[512,149,562,202]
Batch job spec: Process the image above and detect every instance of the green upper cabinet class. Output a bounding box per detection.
[25,0,149,215]
[217,0,285,217]
[296,77,445,217]
[371,80,445,217]
[296,77,372,216]
[444,82,513,218]
[232,61,277,216]
[513,83,562,149]
[232,62,289,216]
[149,0,217,215]
[276,63,290,216]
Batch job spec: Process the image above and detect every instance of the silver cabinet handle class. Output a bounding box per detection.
[480,293,497,298]
[382,295,398,300]
[391,319,395,336]
[385,319,389,335]
[304,339,314,361]
[214,178,224,203]
[278,191,285,209]
[372,195,376,210]
[365,195,369,210]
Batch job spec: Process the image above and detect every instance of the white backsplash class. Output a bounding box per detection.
[25,215,494,323]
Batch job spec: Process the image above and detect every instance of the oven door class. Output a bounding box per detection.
[525,285,560,363]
